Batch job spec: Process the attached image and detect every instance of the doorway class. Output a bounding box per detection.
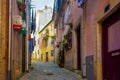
[22,35,26,73]
[76,24,81,70]
[102,8,120,80]
[46,52,48,62]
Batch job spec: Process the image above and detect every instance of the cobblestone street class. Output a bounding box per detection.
[19,62,82,80]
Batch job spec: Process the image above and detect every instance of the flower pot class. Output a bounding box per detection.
[19,27,27,35]
[56,44,59,48]
[18,5,26,11]
[13,24,22,30]
[17,1,26,11]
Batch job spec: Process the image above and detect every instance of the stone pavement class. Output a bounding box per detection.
[19,62,82,80]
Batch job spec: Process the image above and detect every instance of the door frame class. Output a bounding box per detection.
[95,3,120,80]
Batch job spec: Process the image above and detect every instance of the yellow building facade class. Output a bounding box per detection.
[39,21,55,62]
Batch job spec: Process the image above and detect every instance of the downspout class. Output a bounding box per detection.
[26,0,29,72]
[8,0,12,79]
[81,0,87,79]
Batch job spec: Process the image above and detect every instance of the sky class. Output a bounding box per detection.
[31,0,54,10]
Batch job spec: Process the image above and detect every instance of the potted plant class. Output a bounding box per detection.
[19,27,27,34]
[13,15,22,31]
[56,44,60,48]
[17,1,26,11]
[13,21,22,31]
[64,34,69,40]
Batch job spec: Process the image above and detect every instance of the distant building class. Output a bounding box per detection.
[31,10,42,61]
[39,20,55,62]
[38,6,53,32]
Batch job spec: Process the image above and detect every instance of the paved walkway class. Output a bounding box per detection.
[19,62,82,80]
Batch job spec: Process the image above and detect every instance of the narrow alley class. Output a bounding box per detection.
[19,62,81,80]
[0,0,120,80]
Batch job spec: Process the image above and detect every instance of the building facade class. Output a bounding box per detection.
[38,6,53,32]
[39,21,55,62]
[32,10,42,61]
[93,0,120,80]
[0,0,29,79]
[54,0,120,80]
[11,0,28,79]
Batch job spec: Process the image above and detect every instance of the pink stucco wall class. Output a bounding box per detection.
[71,1,82,27]
[84,0,97,56]
[63,0,83,69]
[84,0,112,56]
[12,0,22,79]
[108,20,120,51]
[12,0,19,15]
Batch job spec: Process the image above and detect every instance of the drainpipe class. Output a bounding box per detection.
[81,0,87,79]
[8,0,12,79]
[26,0,29,72]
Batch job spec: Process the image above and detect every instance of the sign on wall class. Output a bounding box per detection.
[78,0,83,7]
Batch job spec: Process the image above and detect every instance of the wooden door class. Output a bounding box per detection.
[0,0,9,80]
[102,8,120,80]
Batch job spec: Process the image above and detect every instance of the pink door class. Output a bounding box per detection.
[102,8,120,80]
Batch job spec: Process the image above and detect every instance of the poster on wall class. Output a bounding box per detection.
[78,0,83,7]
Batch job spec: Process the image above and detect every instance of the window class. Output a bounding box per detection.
[51,50,54,57]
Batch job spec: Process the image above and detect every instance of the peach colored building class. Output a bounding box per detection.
[11,0,23,79]
[54,0,85,74]
[81,0,120,80]
[54,0,120,80]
